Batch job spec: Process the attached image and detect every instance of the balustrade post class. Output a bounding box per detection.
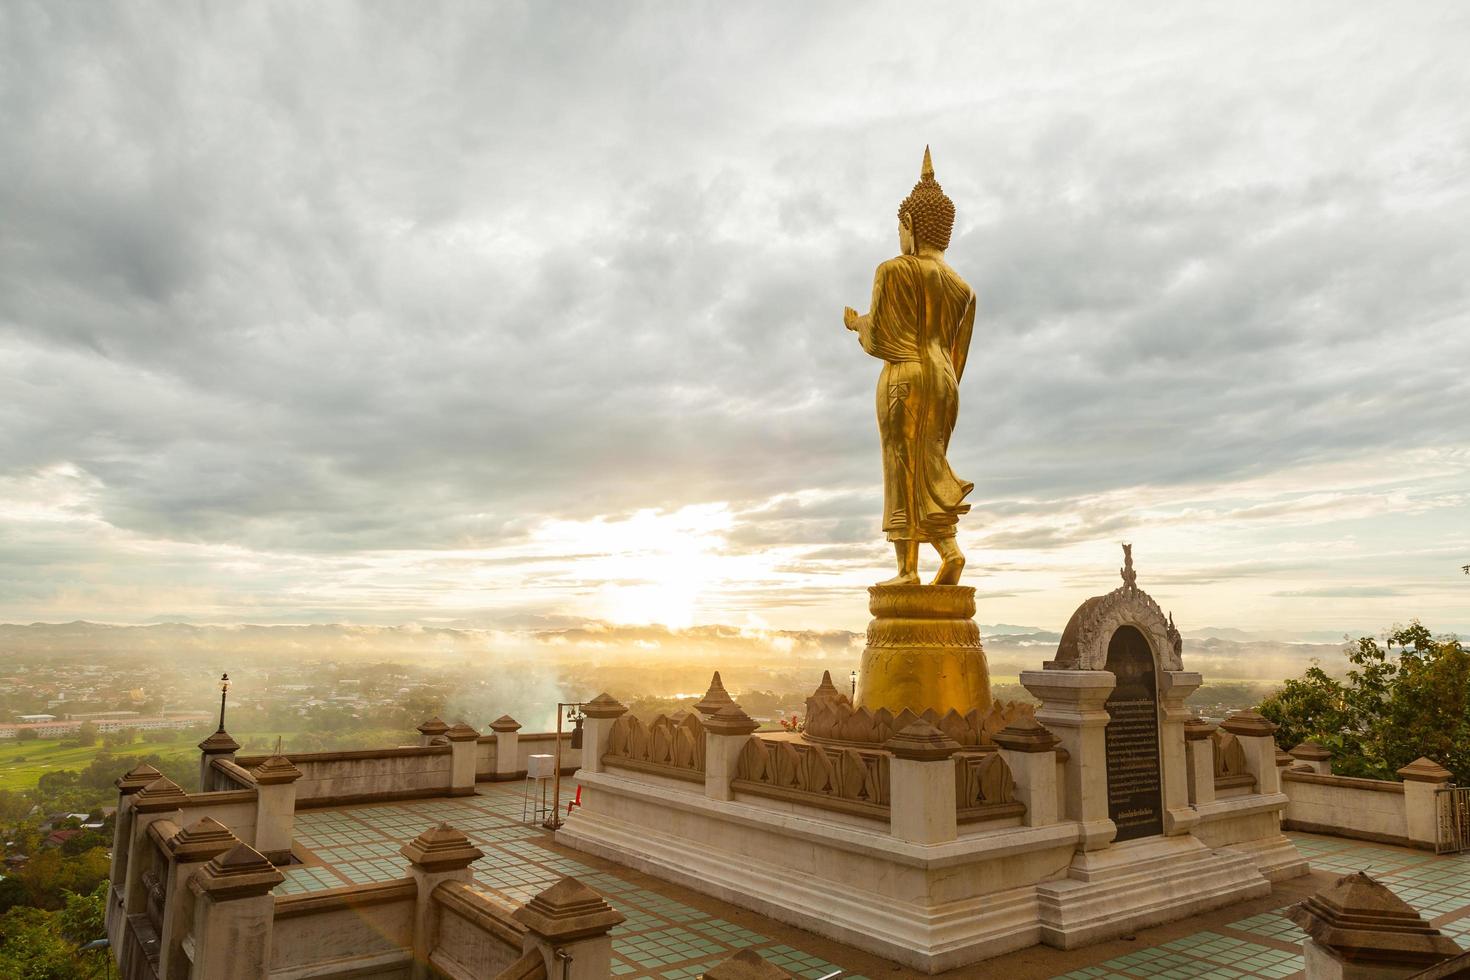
[490,715,523,778]
[1184,717,1217,806]
[885,721,959,845]
[188,842,284,980]
[445,722,480,796]
[1397,757,1452,850]
[1220,710,1280,795]
[579,693,627,775]
[401,824,484,980]
[704,705,759,802]
[993,716,1060,827]
[513,877,625,980]
[251,755,302,862]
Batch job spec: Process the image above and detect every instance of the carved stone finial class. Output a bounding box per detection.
[1220,709,1278,737]
[196,842,285,899]
[704,703,760,737]
[704,948,796,980]
[1183,716,1217,741]
[417,716,449,736]
[512,876,625,941]
[116,762,164,795]
[693,671,736,716]
[252,755,303,785]
[1287,871,1460,967]
[1120,542,1137,589]
[1397,757,1453,783]
[884,720,961,761]
[991,716,1060,753]
[133,776,189,812]
[583,692,628,719]
[198,729,241,754]
[489,715,522,733]
[169,816,239,862]
[1289,741,1331,762]
[444,722,480,742]
[810,670,842,700]
[400,823,483,872]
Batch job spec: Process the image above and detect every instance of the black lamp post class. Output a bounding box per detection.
[850,669,857,700]
[217,673,230,732]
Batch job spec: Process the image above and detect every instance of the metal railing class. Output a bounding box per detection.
[1435,786,1470,854]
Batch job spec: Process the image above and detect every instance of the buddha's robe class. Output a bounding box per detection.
[856,254,975,542]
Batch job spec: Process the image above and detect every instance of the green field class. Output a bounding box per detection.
[0,730,306,793]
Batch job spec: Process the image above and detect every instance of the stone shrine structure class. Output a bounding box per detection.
[557,153,1311,971]
[561,548,1309,971]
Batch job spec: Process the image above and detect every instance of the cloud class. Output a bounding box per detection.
[1,3,1468,634]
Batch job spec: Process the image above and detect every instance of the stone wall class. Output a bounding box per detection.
[1281,771,1409,845]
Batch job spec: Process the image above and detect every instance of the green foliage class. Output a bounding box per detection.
[0,902,106,979]
[1259,622,1469,783]
[71,725,96,749]
[57,885,105,945]
[15,729,38,742]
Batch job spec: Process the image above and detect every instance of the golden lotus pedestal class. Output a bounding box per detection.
[855,584,992,718]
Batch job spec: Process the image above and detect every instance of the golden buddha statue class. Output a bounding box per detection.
[844,146,975,587]
[843,148,991,719]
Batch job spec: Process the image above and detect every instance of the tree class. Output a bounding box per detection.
[15,728,38,742]
[72,725,97,748]
[0,903,106,979]
[1260,621,1469,783]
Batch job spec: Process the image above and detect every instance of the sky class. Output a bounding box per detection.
[2,2,1468,638]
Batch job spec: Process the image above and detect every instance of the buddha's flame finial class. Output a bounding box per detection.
[921,145,934,180]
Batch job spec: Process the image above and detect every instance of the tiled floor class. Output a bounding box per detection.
[1054,835,1470,980]
[282,783,1470,979]
[285,783,862,979]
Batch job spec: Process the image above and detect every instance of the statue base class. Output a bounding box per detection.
[856,584,992,718]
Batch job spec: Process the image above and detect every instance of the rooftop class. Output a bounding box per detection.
[279,781,1470,979]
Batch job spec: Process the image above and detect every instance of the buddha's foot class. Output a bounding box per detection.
[931,555,965,586]
[877,571,920,587]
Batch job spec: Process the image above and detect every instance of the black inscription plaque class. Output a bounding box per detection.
[1104,625,1163,841]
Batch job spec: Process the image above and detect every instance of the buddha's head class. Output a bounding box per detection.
[897,146,956,255]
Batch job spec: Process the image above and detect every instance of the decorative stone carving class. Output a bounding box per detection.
[1048,545,1181,673]
[693,672,736,716]
[1211,729,1252,786]
[804,667,1034,749]
[734,737,890,810]
[489,715,522,734]
[417,716,450,737]
[955,752,1017,810]
[604,711,707,779]
[1184,716,1217,741]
